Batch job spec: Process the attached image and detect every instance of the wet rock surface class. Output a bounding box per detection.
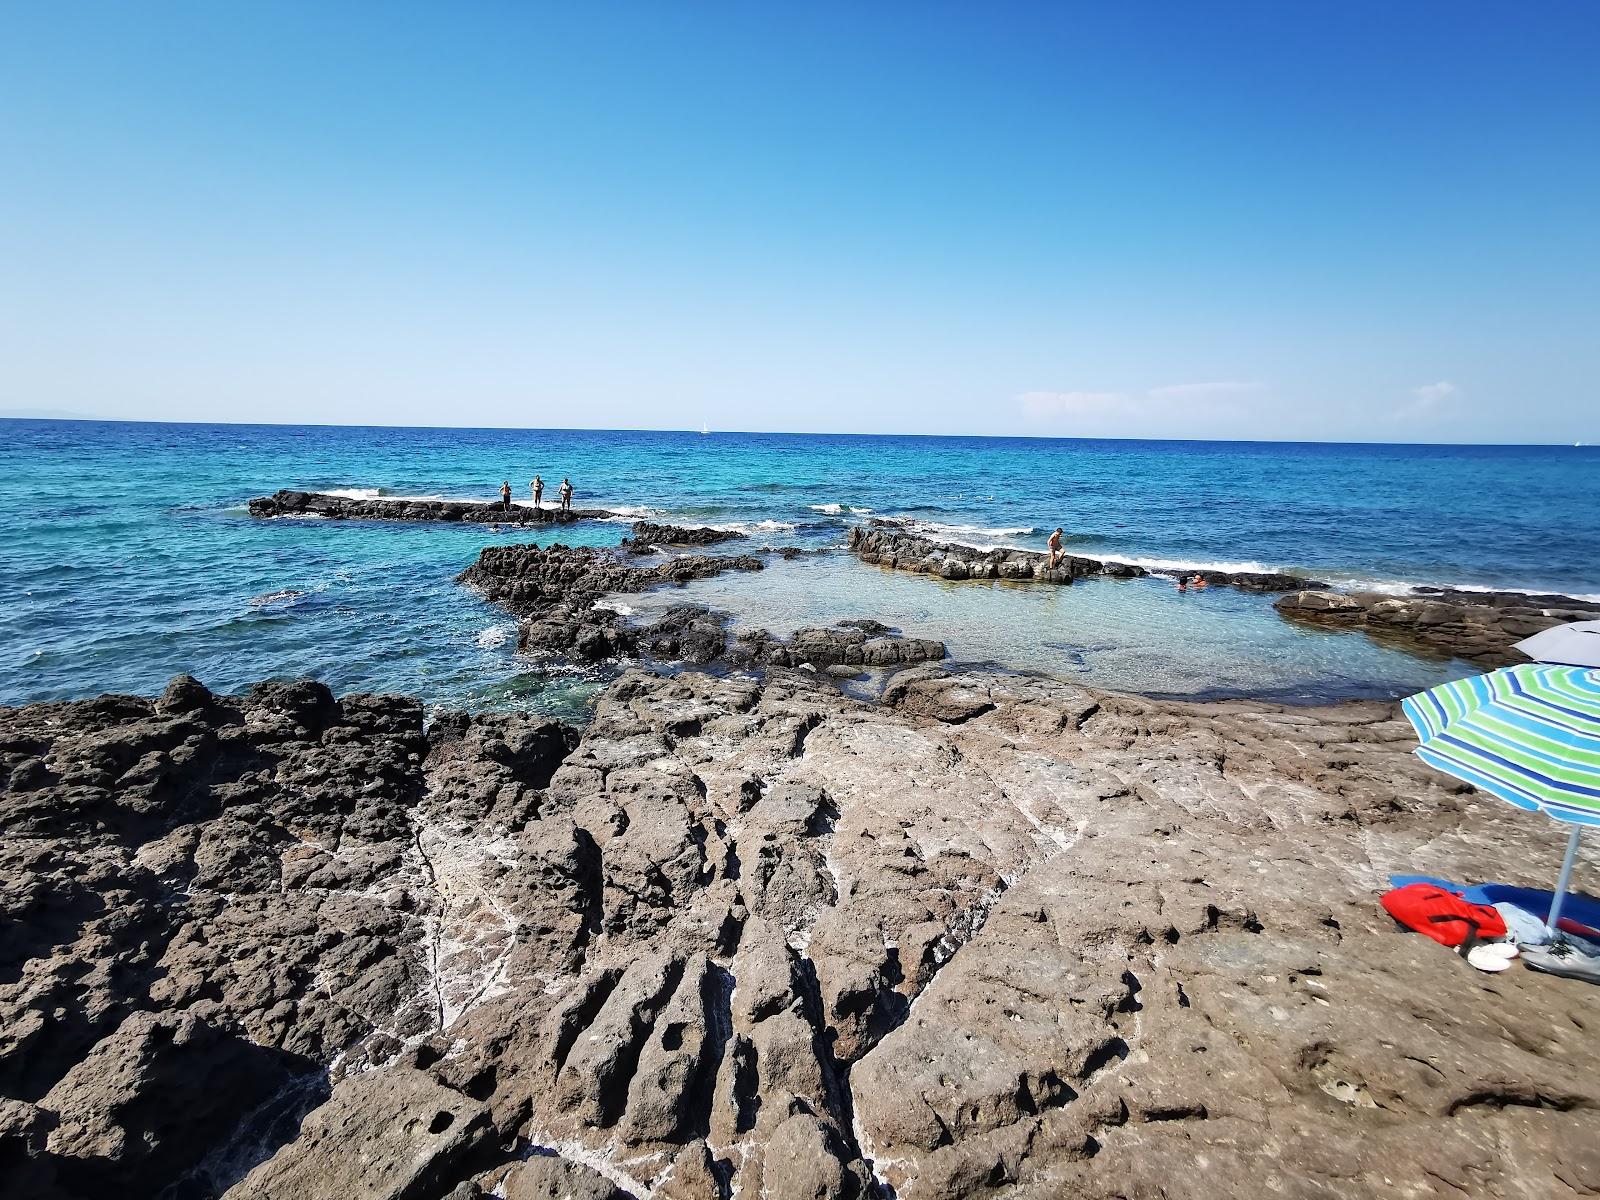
[1275,588,1600,666]
[6,667,1599,1198]
[457,542,944,672]
[457,543,767,663]
[623,522,748,551]
[248,489,617,525]
[849,526,1321,591]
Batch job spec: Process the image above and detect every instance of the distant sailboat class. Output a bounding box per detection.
[701,422,710,436]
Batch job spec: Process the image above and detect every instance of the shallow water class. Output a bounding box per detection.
[3,419,1589,713]
[618,553,1474,704]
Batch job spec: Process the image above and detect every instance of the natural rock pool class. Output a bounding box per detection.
[615,551,1476,704]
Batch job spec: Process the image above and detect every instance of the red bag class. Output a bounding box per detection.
[1381,883,1508,948]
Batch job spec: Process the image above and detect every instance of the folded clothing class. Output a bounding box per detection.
[1494,902,1555,947]
[1381,883,1508,947]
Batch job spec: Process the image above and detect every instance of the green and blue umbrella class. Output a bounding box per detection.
[1403,663,1600,935]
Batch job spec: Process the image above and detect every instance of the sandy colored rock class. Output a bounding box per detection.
[7,665,1600,1197]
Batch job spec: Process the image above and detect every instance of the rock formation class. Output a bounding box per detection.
[1275,588,1600,666]
[848,526,1320,591]
[248,490,617,525]
[456,542,766,662]
[622,522,747,551]
[457,543,945,671]
[5,667,1598,1198]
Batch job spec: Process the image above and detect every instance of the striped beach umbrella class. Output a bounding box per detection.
[1402,663,1600,935]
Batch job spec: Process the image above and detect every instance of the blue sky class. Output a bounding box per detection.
[2,3,1597,442]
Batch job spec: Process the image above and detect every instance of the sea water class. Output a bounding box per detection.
[2,420,1595,715]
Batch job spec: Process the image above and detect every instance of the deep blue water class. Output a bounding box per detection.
[3,419,1595,713]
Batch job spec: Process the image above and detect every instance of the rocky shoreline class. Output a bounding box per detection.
[851,524,1599,667]
[249,489,620,525]
[8,505,1600,1197]
[848,524,1321,591]
[1275,588,1600,667]
[458,541,946,671]
[5,666,1598,1199]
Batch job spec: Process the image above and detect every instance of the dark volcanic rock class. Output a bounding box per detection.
[635,604,734,665]
[623,521,747,550]
[248,489,616,526]
[847,526,1319,591]
[7,668,1600,1197]
[1275,588,1600,666]
[0,681,580,1199]
[457,542,766,663]
[732,622,946,669]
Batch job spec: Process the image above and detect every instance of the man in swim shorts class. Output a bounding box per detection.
[500,480,512,513]
[531,475,543,509]
[560,478,573,511]
[1047,527,1065,569]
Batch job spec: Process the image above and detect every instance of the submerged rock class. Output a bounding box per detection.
[6,667,1599,1197]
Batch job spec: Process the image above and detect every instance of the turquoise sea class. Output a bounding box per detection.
[3,419,1597,715]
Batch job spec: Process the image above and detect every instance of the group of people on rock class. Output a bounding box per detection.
[499,475,573,513]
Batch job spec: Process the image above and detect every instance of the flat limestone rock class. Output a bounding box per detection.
[248,489,616,525]
[1276,588,1600,666]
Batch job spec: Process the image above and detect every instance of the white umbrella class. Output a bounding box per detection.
[1516,620,1600,669]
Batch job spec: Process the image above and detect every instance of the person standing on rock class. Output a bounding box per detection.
[560,477,573,511]
[500,480,513,513]
[530,475,543,510]
[1047,527,1065,570]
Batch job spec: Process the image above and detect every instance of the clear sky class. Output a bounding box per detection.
[2,3,1597,442]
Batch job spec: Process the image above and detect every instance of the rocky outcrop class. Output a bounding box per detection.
[1275,588,1600,666]
[457,543,767,662]
[6,668,1598,1198]
[730,622,947,670]
[848,526,1320,591]
[0,675,575,1199]
[458,543,944,672]
[248,489,617,525]
[622,522,747,551]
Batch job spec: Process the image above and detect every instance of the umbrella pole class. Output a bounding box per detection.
[1547,826,1582,937]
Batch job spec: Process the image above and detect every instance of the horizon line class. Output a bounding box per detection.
[0,412,1591,451]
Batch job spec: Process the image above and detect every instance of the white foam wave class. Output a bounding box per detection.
[809,503,875,515]
[475,625,510,648]
[592,600,634,616]
[321,487,446,502]
[1320,576,1600,604]
[907,520,1039,540]
[1102,555,1600,603]
[1105,553,1282,576]
[707,519,797,536]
